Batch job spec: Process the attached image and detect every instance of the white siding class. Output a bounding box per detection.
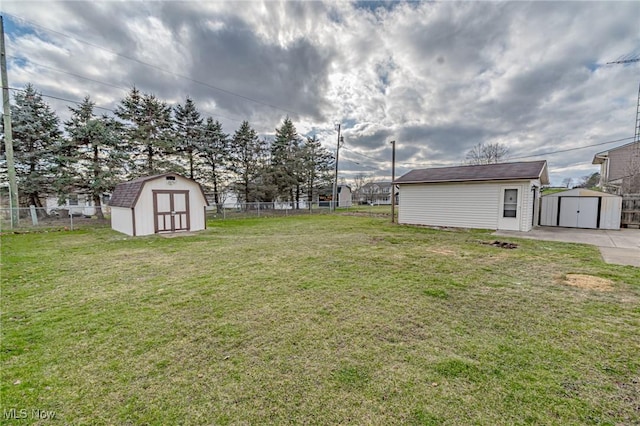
[540,189,622,229]
[599,196,622,229]
[540,196,559,226]
[398,181,535,231]
[111,207,134,236]
[519,180,540,232]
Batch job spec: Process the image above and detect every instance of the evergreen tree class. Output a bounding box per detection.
[228,121,267,205]
[10,84,62,209]
[115,87,175,176]
[63,96,126,218]
[301,135,334,209]
[271,117,303,207]
[174,97,203,179]
[199,117,229,211]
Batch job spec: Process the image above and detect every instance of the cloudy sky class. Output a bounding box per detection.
[2,1,639,185]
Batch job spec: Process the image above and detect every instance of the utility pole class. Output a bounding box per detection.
[390,140,396,223]
[1,16,19,228]
[332,123,342,211]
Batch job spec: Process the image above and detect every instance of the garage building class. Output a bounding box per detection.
[395,161,549,232]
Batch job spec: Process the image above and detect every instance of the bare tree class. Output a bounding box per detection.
[465,142,509,165]
[562,177,573,189]
[621,152,640,194]
[351,174,374,204]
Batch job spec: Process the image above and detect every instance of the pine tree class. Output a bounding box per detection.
[199,117,229,211]
[63,96,126,218]
[115,87,175,176]
[174,97,203,179]
[10,84,62,210]
[228,121,267,205]
[301,135,334,209]
[271,117,303,207]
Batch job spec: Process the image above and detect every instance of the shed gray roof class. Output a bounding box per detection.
[394,160,549,185]
[109,173,209,208]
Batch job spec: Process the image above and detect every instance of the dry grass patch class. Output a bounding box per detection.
[562,274,615,292]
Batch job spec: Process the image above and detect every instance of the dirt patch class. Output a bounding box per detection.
[562,274,614,291]
[481,240,518,249]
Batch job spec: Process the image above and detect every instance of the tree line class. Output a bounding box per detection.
[1,84,335,215]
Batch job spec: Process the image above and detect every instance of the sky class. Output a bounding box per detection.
[1,1,639,186]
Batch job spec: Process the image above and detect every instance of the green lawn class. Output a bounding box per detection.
[1,215,639,425]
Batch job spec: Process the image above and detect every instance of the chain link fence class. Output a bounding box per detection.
[0,206,111,232]
[1,203,394,232]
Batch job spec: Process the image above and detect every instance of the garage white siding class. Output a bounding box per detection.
[399,182,502,229]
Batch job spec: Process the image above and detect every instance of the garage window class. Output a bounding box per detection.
[503,189,517,218]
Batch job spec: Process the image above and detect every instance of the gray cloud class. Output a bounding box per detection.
[2,0,639,185]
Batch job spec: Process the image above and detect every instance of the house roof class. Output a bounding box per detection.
[109,173,209,208]
[593,140,640,164]
[394,160,549,185]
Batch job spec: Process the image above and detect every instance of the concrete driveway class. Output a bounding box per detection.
[494,227,640,267]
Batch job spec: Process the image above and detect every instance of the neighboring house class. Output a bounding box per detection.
[359,182,398,205]
[44,193,111,217]
[592,140,640,194]
[394,160,549,232]
[110,173,208,236]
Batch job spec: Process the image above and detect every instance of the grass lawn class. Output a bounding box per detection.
[1,215,639,425]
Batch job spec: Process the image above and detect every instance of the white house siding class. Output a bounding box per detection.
[134,176,207,236]
[111,206,134,236]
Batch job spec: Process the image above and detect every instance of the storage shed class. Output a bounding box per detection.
[395,161,549,231]
[109,173,208,236]
[539,188,622,229]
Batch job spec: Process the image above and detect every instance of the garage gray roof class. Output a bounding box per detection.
[395,160,549,185]
[109,173,209,208]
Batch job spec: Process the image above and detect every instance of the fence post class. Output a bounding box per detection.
[257,202,260,217]
[29,205,38,226]
[70,208,74,230]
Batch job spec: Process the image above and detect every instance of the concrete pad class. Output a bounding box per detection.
[599,247,640,268]
[493,227,640,267]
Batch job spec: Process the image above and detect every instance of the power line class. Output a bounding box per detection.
[7,86,116,112]
[3,12,299,116]
[509,136,635,160]
[7,56,249,124]
[9,55,130,91]
[342,145,381,163]
[340,157,380,171]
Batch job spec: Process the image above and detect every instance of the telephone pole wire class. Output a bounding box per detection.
[1,16,19,228]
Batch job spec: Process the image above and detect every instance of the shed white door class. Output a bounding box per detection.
[153,190,190,233]
[559,197,598,228]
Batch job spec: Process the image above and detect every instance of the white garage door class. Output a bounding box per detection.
[559,197,598,229]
